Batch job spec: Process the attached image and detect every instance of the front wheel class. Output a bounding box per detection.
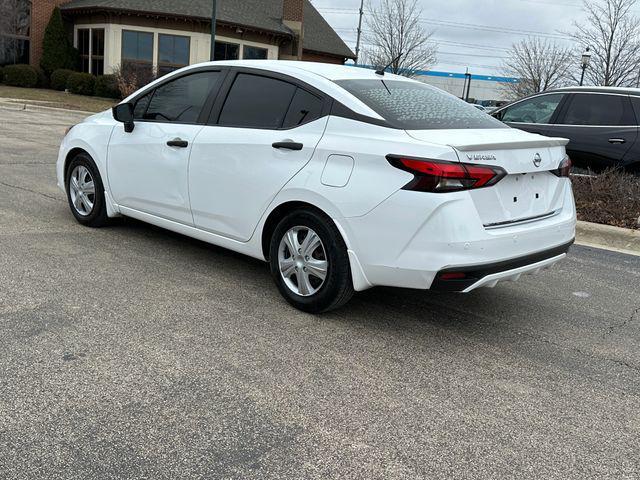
[269,209,354,313]
[65,153,109,227]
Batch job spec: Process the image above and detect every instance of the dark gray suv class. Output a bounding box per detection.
[492,87,640,172]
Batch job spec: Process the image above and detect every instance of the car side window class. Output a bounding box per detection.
[282,88,324,128]
[218,73,297,129]
[143,71,223,124]
[629,96,640,125]
[561,93,635,126]
[133,92,152,120]
[500,94,565,124]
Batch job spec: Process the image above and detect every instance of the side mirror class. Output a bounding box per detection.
[112,103,135,133]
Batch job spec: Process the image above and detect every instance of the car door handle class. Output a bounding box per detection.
[167,138,189,148]
[272,141,303,151]
[608,138,626,144]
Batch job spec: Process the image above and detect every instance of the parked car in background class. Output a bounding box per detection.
[472,104,488,112]
[57,61,576,313]
[492,87,640,173]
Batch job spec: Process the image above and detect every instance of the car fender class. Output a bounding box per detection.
[59,119,118,213]
[250,187,373,291]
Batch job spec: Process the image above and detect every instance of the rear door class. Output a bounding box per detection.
[495,92,568,136]
[548,92,637,170]
[188,70,330,241]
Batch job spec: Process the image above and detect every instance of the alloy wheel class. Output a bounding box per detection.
[69,165,96,216]
[278,226,328,297]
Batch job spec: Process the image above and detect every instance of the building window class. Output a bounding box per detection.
[78,29,90,72]
[214,41,239,60]
[158,34,190,77]
[77,28,104,75]
[1,0,30,66]
[122,30,154,76]
[91,29,105,75]
[243,45,268,60]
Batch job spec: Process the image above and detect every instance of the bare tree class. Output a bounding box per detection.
[501,38,574,99]
[568,0,640,86]
[363,0,437,77]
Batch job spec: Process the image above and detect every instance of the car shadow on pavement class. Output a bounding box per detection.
[108,216,551,337]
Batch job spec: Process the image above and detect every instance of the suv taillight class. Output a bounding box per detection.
[386,155,506,193]
[551,156,572,178]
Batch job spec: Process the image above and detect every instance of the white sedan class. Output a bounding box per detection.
[57,60,576,312]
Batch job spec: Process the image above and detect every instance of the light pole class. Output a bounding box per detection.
[579,46,591,86]
[210,0,217,61]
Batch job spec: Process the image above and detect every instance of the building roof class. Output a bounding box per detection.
[60,0,355,59]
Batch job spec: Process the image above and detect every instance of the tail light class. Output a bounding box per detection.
[386,155,506,193]
[551,156,572,178]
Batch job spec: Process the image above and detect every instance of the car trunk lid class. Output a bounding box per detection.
[406,128,570,227]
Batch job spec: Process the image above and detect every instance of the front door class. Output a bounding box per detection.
[108,70,225,224]
[189,71,329,241]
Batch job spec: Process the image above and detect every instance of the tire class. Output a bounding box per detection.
[65,153,109,228]
[269,208,354,313]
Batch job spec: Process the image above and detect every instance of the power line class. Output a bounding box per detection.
[315,6,571,40]
[333,28,513,52]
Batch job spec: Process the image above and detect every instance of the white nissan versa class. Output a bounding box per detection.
[57,61,576,312]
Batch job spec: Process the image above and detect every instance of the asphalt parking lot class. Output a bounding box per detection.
[1,106,639,479]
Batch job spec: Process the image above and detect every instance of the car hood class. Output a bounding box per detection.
[405,128,569,152]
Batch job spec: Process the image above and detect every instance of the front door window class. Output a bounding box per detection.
[501,94,565,124]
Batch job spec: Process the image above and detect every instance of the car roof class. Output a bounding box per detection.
[494,85,640,112]
[124,60,415,120]
[188,60,416,82]
[551,86,640,95]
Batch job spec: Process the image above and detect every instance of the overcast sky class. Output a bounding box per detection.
[310,0,592,77]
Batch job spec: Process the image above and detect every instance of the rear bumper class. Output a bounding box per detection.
[430,240,574,292]
[338,180,576,291]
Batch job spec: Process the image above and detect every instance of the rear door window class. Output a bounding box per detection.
[218,73,297,129]
[500,94,565,124]
[335,79,505,130]
[282,88,324,128]
[560,93,635,126]
[142,71,223,123]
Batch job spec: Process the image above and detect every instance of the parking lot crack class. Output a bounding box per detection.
[0,180,61,202]
[604,306,640,338]
[520,329,640,374]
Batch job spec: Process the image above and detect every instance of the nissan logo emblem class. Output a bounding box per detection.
[533,153,542,168]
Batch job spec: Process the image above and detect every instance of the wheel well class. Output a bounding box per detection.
[64,148,91,184]
[261,201,335,260]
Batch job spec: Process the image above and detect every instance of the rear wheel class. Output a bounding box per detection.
[269,209,354,313]
[65,153,109,227]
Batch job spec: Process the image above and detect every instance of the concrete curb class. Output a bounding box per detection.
[0,100,94,116]
[576,220,640,256]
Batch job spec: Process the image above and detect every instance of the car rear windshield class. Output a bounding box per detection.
[335,79,506,130]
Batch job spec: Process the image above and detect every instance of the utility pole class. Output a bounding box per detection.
[210,0,217,61]
[354,0,365,64]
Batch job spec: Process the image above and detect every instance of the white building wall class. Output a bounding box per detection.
[413,73,516,103]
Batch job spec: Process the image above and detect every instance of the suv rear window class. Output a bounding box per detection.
[335,79,506,130]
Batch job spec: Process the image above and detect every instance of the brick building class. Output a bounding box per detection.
[1,0,355,72]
